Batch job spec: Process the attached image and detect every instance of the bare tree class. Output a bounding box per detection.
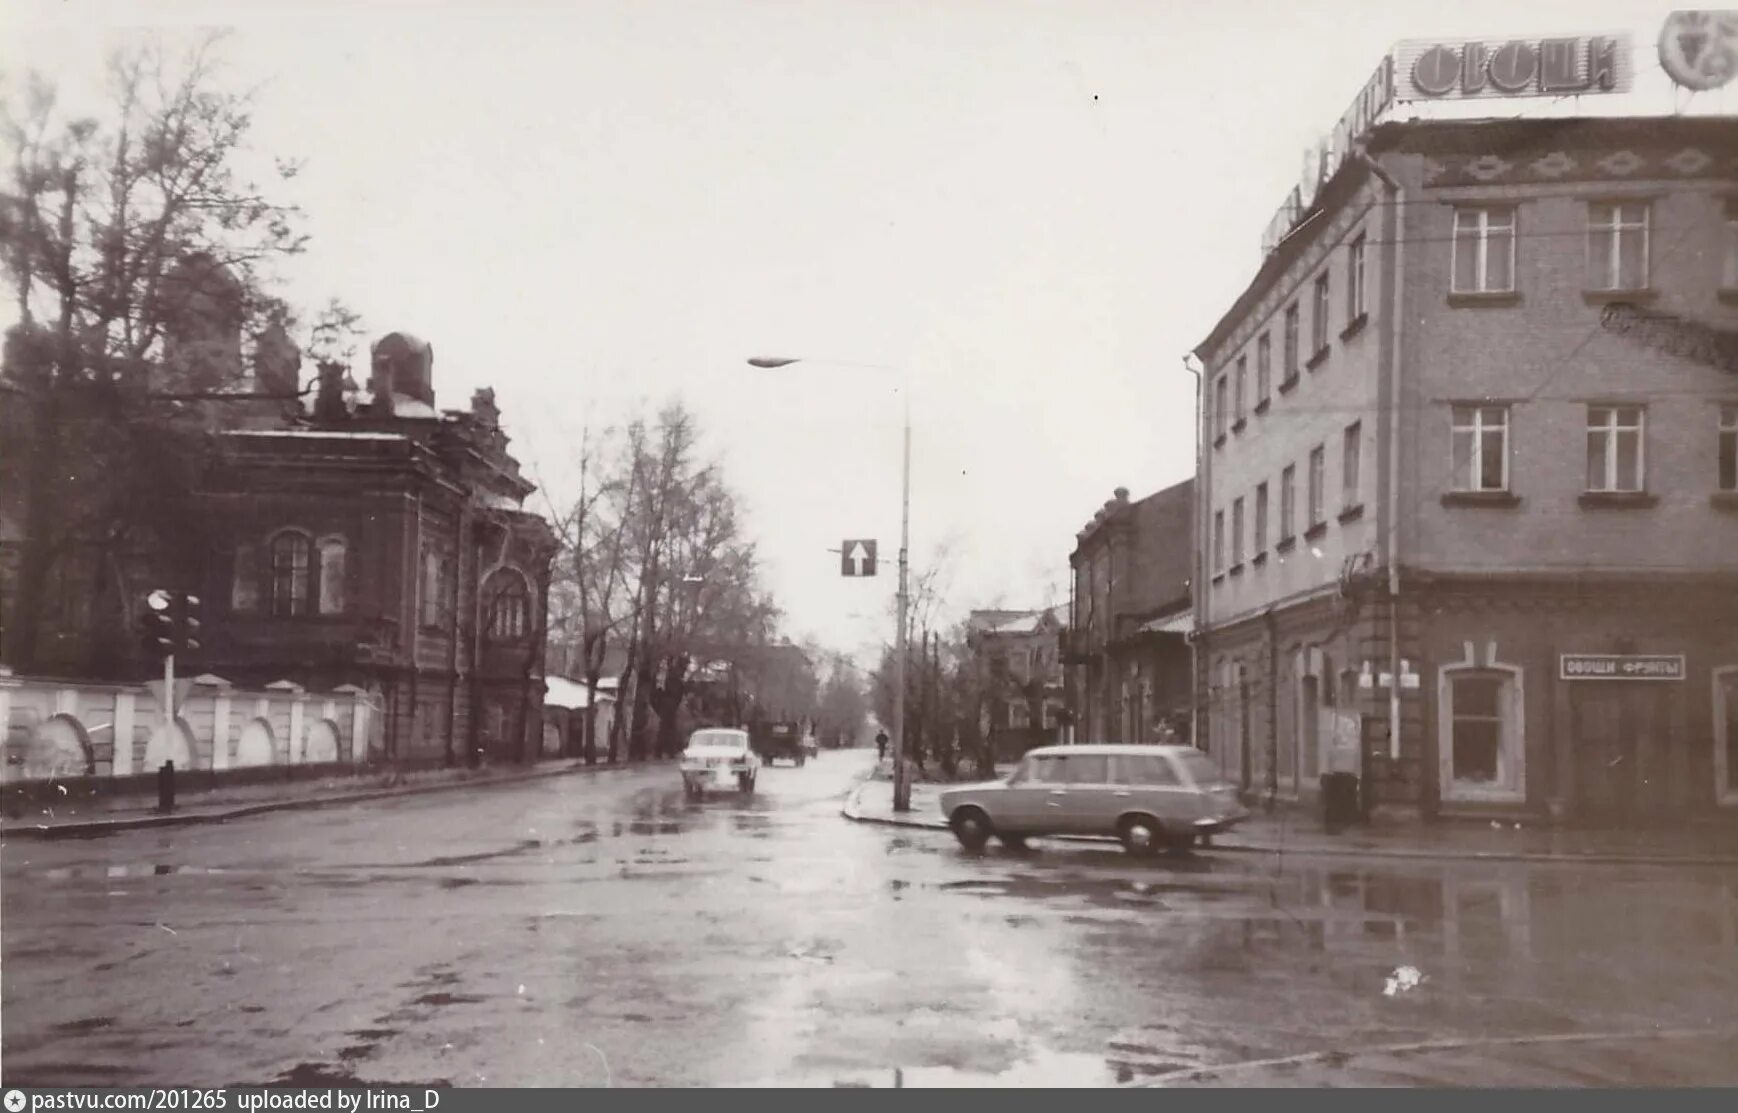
[0,34,350,672]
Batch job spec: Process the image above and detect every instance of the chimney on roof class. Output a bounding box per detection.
[369,332,435,410]
[1115,486,1129,502]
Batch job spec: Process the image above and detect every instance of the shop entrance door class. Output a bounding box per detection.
[1571,683,1675,820]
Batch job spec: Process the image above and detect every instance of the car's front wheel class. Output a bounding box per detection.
[1118,815,1167,858]
[950,807,993,851]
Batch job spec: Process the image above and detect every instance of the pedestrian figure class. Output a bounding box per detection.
[876,730,889,761]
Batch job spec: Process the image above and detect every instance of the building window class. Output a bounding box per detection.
[1254,481,1269,553]
[1308,445,1325,527]
[1280,464,1296,541]
[1452,404,1510,491]
[487,571,532,641]
[1720,404,1737,492]
[1341,422,1362,510]
[270,532,312,618]
[1716,667,1738,806]
[1311,273,1331,357]
[1439,664,1524,802]
[1586,405,1645,492]
[420,549,448,627]
[232,543,260,613]
[1724,199,1738,290]
[1234,356,1247,426]
[1452,207,1516,293]
[1231,496,1245,566]
[1347,233,1367,321]
[1283,302,1300,382]
[1587,201,1649,292]
[317,537,347,616]
[1010,700,1030,729]
[1256,332,1272,404]
[1213,375,1229,441]
[1213,509,1225,574]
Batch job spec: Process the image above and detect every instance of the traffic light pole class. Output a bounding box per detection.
[163,652,175,732]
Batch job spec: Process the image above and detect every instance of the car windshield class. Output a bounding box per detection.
[688,731,745,750]
[1174,750,1230,787]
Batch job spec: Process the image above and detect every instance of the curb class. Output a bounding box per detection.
[839,785,1738,868]
[0,758,672,841]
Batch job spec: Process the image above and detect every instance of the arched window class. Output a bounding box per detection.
[317,537,347,615]
[270,531,312,617]
[486,571,532,641]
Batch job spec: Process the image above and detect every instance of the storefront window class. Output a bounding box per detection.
[1439,661,1525,803]
[1451,675,1502,782]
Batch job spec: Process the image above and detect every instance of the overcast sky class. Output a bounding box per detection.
[5,0,1727,666]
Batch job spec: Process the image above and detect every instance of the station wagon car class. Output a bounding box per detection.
[680,728,760,798]
[938,744,1248,855]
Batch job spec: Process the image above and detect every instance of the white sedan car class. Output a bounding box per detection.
[680,728,760,798]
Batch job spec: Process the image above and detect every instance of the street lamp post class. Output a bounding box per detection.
[747,356,914,812]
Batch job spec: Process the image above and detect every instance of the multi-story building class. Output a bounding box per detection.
[967,608,1066,757]
[1192,110,1738,823]
[1064,481,1194,746]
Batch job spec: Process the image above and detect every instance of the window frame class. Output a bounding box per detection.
[1347,233,1367,322]
[1213,374,1229,442]
[1231,496,1245,568]
[1586,200,1650,293]
[1233,355,1248,428]
[268,530,314,619]
[1254,481,1269,555]
[1451,404,1511,492]
[1282,302,1300,384]
[1585,404,1647,493]
[1307,445,1326,528]
[1279,464,1297,542]
[1438,659,1526,804]
[1255,332,1272,405]
[1451,207,1517,294]
[1212,508,1226,575]
[1311,272,1331,358]
[1342,421,1362,511]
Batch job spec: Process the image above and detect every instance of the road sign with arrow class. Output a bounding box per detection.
[841,539,878,577]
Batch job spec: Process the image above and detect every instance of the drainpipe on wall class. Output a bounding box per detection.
[1265,604,1279,808]
[1181,352,1205,755]
[1352,143,1406,814]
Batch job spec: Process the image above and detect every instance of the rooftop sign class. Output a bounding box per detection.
[1393,34,1634,100]
[1261,57,1395,256]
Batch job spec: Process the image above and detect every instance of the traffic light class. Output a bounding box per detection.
[176,593,202,654]
[139,590,202,657]
[141,590,176,657]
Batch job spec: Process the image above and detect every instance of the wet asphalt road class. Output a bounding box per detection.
[3,747,1736,1088]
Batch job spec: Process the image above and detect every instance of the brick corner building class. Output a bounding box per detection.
[1192,112,1738,824]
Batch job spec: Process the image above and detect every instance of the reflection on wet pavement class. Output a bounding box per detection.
[5,751,1738,1087]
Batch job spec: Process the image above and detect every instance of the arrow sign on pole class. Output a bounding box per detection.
[841,539,878,577]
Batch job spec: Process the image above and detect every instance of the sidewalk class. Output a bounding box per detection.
[0,757,669,841]
[842,773,1738,867]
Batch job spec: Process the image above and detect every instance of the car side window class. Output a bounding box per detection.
[1028,755,1068,784]
[1063,755,1110,784]
[1114,755,1180,786]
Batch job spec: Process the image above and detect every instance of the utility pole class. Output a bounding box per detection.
[893,385,912,811]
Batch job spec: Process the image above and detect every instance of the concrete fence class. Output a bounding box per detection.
[0,670,377,785]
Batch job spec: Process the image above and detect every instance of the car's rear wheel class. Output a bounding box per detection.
[950,807,993,851]
[1118,815,1166,858]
